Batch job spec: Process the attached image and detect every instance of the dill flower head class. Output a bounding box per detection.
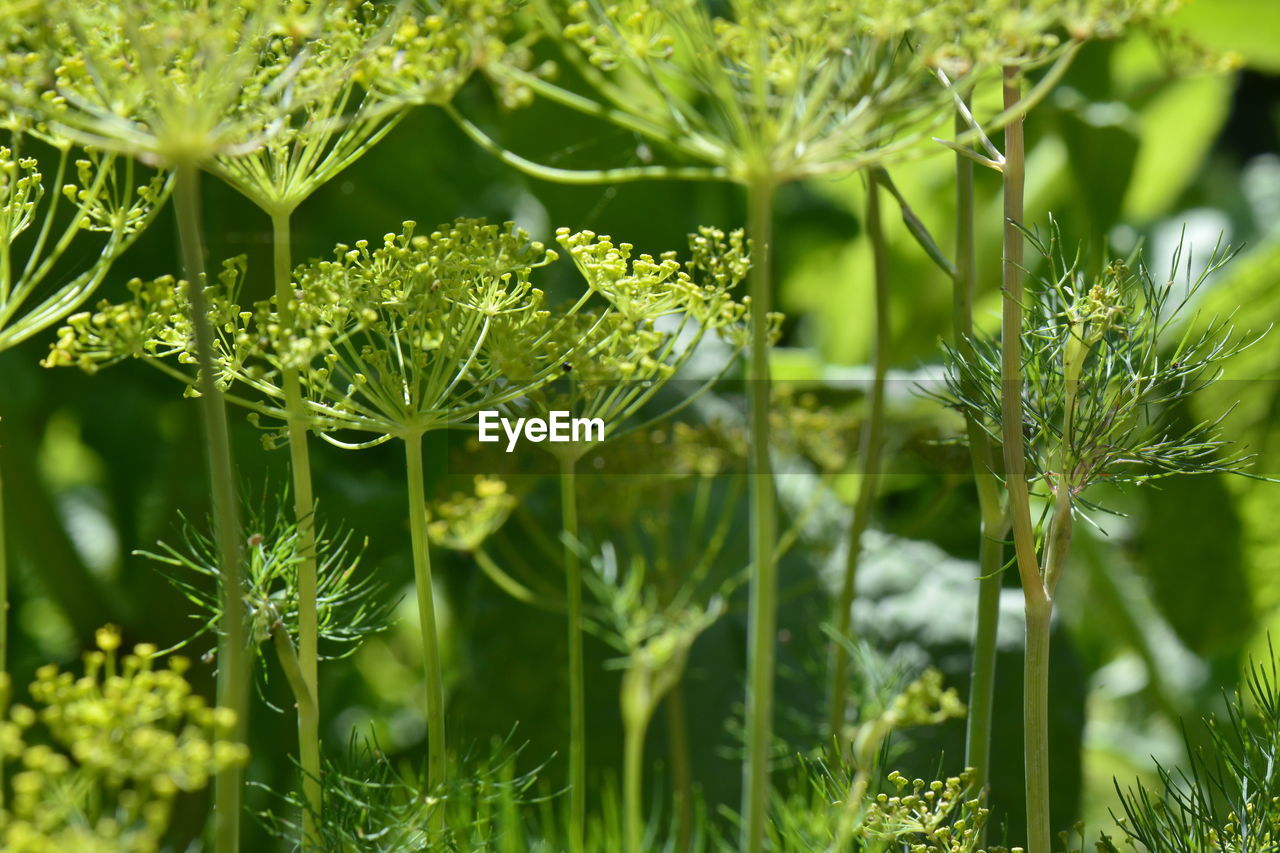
[497,226,758,461]
[551,0,980,181]
[1,144,167,352]
[0,628,247,853]
[426,475,517,552]
[6,0,478,168]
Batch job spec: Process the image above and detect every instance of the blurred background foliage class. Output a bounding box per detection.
[1,3,1279,848]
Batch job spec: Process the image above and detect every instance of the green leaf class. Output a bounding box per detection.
[1170,0,1280,72]
[1124,74,1233,221]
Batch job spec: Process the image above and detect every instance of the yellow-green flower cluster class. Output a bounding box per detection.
[3,0,518,169]
[553,0,982,181]
[505,226,758,460]
[866,770,988,853]
[426,476,517,552]
[771,386,862,475]
[0,626,247,853]
[46,217,761,459]
[0,145,168,353]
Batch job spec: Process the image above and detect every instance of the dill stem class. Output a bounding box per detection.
[955,94,1006,818]
[560,453,585,853]
[623,705,646,853]
[271,625,317,761]
[666,683,693,852]
[997,66,1052,853]
[827,170,891,742]
[403,432,447,825]
[742,175,777,853]
[0,452,6,679]
[174,161,247,853]
[270,210,322,848]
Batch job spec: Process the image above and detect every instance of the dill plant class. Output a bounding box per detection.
[585,544,728,853]
[942,225,1262,853]
[863,1,1221,839]
[446,6,1112,847]
[0,1,1261,850]
[196,1,523,836]
[0,3,379,844]
[1103,644,1280,853]
[46,215,756,839]
[492,224,754,846]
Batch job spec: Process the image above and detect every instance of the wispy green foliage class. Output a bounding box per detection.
[263,734,542,853]
[139,492,392,665]
[1104,644,1280,853]
[942,224,1263,506]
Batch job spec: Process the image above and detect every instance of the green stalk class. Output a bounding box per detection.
[742,175,778,853]
[269,210,322,848]
[1023,593,1052,850]
[827,171,891,741]
[403,433,447,824]
[666,684,694,852]
[0,453,6,678]
[173,161,247,853]
[967,530,1004,786]
[623,708,647,853]
[271,625,317,760]
[560,454,586,853]
[955,96,1006,812]
[996,68,1052,853]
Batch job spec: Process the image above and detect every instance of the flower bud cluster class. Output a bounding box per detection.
[48,218,760,461]
[426,476,517,552]
[0,626,247,852]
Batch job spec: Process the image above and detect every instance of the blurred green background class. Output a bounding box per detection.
[2,2,1280,847]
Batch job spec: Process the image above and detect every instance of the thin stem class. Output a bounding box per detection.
[560,454,586,853]
[446,105,727,186]
[1024,597,1053,853]
[966,527,1004,801]
[623,709,647,853]
[999,71,1042,602]
[270,210,322,849]
[827,171,891,741]
[174,161,246,853]
[403,433,447,822]
[474,548,564,612]
[0,454,6,677]
[666,683,694,853]
[271,623,317,744]
[742,175,777,853]
[998,66,1051,853]
[956,92,1006,817]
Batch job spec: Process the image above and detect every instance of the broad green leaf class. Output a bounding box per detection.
[1170,0,1280,72]
[1124,74,1233,220]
